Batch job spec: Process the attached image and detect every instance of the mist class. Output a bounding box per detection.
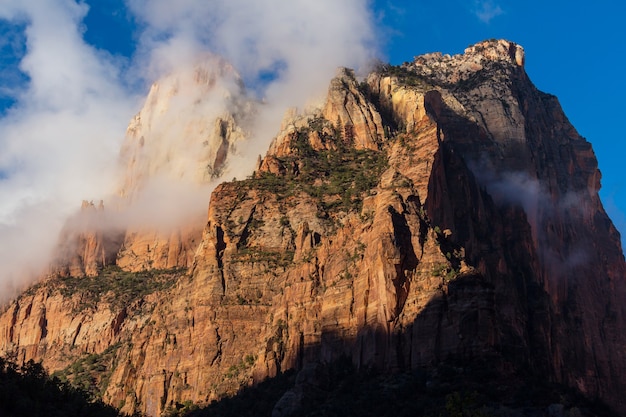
[0,0,379,302]
[0,0,137,299]
[471,163,594,275]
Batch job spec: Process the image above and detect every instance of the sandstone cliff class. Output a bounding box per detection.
[0,40,624,416]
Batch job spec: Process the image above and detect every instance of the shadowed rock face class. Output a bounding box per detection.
[0,40,624,416]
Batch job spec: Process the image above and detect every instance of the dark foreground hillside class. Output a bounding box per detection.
[0,357,127,417]
[0,354,618,417]
[168,358,618,417]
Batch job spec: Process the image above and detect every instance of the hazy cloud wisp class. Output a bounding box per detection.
[471,163,594,275]
[473,0,504,23]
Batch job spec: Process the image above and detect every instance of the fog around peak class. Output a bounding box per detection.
[0,0,378,300]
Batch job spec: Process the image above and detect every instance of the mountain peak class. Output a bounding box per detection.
[395,39,525,90]
[1,44,625,416]
[119,56,250,200]
[413,39,524,69]
[464,39,525,66]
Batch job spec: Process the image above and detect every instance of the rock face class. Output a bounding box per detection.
[0,40,624,416]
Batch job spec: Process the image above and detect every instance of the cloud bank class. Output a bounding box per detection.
[0,0,378,301]
[0,0,137,298]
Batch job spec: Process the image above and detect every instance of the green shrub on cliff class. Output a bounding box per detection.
[57,266,183,312]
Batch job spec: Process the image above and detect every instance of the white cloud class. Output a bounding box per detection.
[0,0,379,302]
[0,0,139,297]
[473,0,504,24]
[127,0,377,106]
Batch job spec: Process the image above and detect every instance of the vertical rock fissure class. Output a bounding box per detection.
[236,205,257,250]
[210,327,222,367]
[215,226,226,294]
[212,119,230,177]
[38,309,48,339]
[71,322,82,346]
[8,302,18,343]
[388,206,418,316]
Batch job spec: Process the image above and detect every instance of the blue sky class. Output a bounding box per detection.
[0,0,624,289]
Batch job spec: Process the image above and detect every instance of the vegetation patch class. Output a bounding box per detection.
[56,265,184,312]
[432,262,459,282]
[241,124,388,217]
[225,354,257,379]
[53,343,122,401]
[376,63,432,88]
[231,248,294,269]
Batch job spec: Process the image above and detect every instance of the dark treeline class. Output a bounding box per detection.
[0,356,129,417]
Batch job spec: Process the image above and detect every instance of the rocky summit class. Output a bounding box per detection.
[0,39,624,417]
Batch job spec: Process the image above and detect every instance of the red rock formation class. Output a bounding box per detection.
[0,40,624,416]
